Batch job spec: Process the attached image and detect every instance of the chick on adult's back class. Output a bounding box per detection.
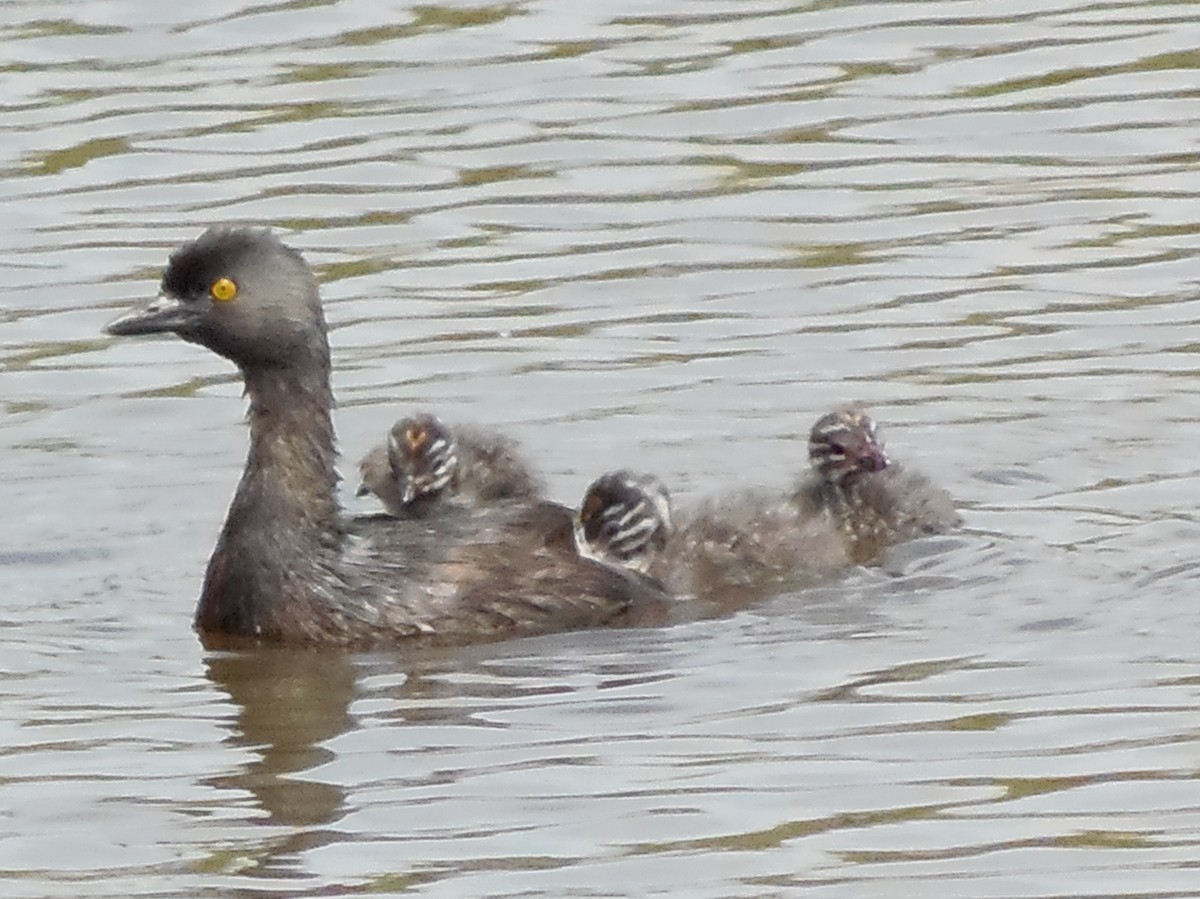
[357,413,542,518]
[575,470,674,575]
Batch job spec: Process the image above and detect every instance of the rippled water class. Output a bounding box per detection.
[3,0,1200,895]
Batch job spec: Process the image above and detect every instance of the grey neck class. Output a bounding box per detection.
[239,356,340,532]
[196,346,344,638]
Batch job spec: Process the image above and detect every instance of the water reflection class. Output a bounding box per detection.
[204,649,356,833]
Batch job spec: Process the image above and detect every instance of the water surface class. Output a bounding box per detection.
[3,0,1200,896]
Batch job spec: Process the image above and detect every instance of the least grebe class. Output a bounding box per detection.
[629,408,958,604]
[105,227,665,646]
[575,470,673,575]
[797,406,961,562]
[357,412,541,517]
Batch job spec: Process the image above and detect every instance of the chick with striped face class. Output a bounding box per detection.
[807,407,890,486]
[386,414,459,507]
[575,470,673,574]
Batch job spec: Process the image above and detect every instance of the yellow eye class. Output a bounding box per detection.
[210,277,238,302]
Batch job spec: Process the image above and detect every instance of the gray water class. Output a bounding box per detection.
[3,0,1200,896]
